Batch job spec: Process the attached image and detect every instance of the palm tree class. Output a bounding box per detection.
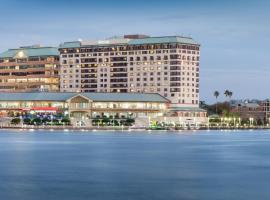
[214,91,219,114]
[224,90,230,98]
[228,91,233,99]
[224,90,233,115]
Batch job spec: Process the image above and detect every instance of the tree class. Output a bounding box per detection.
[228,91,233,99]
[125,118,135,126]
[224,90,234,105]
[23,118,31,125]
[224,90,230,98]
[214,91,219,114]
[11,118,21,125]
[32,118,42,125]
[61,118,70,125]
[42,118,50,124]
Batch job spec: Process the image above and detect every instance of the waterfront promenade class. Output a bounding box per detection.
[1,124,270,131]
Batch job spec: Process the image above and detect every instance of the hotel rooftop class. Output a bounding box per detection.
[0,45,59,59]
[59,35,200,48]
[0,92,169,102]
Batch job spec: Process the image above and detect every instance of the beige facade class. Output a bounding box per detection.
[59,35,200,108]
[0,46,60,92]
[0,92,169,127]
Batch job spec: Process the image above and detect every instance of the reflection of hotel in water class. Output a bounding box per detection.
[0,45,59,92]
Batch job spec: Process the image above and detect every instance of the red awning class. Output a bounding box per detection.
[31,107,58,111]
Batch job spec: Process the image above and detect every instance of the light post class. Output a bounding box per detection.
[178,116,182,128]
[239,117,241,127]
[249,117,253,127]
[20,115,23,128]
[224,117,227,128]
[228,117,231,128]
[164,116,167,126]
[82,115,85,127]
[113,115,115,129]
[50,114,53,127]
[220,117,223,128]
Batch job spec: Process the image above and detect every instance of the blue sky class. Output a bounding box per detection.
[0,0,269,103]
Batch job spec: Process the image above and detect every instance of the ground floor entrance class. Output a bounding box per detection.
[70,111,91,127]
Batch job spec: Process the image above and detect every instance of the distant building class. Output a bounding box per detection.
[0,45,60,92]
[165,106,207,126]
[262,100,270,123]
[231,101,265,123]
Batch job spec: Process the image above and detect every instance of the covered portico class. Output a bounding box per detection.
[66,94,93,127]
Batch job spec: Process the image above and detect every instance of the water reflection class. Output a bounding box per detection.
[0,130,270,200]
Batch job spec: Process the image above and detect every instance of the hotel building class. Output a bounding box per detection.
[59,35,200,109]
[0,45,60,92]
[0,35,207,126]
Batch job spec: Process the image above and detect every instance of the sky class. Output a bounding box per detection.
[0,0,269,103]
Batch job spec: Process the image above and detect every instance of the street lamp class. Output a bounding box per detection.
[178,116,182,128]
[50,114,53,126]
[228,117,231,127]
[249,117,253,127]
[220,117,223,127]
[113,115,115,128]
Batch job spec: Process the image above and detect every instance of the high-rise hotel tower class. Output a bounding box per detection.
[59,35,200,108]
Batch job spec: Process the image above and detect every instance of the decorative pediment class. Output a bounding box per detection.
[67,94,92,103]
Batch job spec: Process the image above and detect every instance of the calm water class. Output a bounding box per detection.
[1,129,270,200]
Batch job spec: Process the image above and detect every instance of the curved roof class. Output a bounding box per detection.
[0,47,59,58]
[0,92,170,103]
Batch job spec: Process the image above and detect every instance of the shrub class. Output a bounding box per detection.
[23,118,31,125]
[123,118,135,126]
[32,118,42,125]
[92,119,99,126]
[11,118,21,125]
[102,118,110,125]
[61,118,70,125]
[126,118,135,124]
[42,118,50,124]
